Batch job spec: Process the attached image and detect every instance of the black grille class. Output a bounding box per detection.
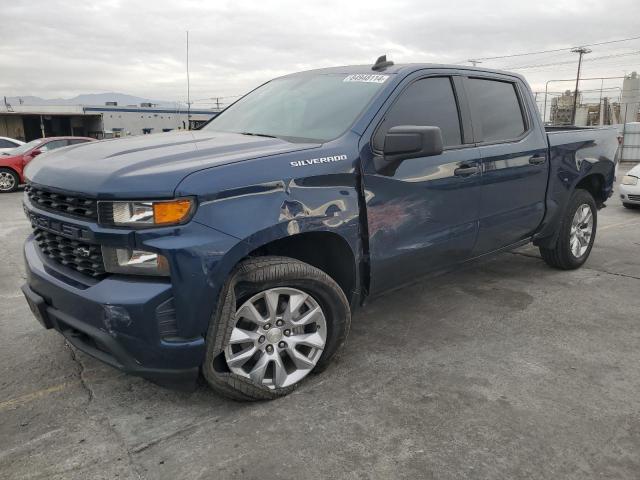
[34,228,106,278]
[26,185,97,220]
[628,194,640,201]
[97,202,114,225]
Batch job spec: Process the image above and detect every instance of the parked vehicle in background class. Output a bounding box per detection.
[0,136,25,154]
[0,136,94,192]
[620,163,640,208]
[21,59,619,400]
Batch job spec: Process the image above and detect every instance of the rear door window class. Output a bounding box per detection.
[373,77,462,151]
[466,78,526,143]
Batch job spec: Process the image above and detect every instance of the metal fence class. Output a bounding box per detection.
[621,122,640,162]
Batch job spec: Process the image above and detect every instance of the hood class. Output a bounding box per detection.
[25,130,319,198]
[627,163,640,177]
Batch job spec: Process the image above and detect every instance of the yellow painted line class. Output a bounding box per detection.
[600,220,640,231]
[0,383,70,411]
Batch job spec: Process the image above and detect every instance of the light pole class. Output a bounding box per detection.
[186,30,191,130]
[570,47,591,125]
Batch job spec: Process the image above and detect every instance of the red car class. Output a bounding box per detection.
[0,136,94,192]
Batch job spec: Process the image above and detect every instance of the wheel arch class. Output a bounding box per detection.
[0,166,20,178]
[575,172,607,207]
[244,230,360,307]
[533,158,614,249]
[0,166,21,191]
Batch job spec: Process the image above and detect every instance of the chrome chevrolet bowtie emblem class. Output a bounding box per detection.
[74,247,91,258]
[266,328,283,344]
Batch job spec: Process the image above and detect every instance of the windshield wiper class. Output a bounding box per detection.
[239,132,279,139]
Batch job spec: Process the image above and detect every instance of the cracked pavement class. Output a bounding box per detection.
[1,166,639,479]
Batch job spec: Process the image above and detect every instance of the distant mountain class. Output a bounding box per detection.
[4,93,182,108]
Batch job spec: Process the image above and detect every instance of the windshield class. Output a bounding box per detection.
[203,73,389,143]
[6,138,44,155]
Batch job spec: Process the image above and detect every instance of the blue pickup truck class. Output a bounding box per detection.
[21,57,618,400]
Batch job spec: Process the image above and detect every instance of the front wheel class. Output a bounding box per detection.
[0,168,19,193]
[202,256,351,400]
[539,189,597,270]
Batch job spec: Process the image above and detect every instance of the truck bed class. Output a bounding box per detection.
[545,125,619,150]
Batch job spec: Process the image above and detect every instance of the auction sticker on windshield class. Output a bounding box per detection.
[343,74,389,83]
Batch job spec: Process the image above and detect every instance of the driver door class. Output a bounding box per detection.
[361,75,482,296]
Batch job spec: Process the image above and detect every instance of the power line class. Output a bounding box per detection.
[190,95,241,102]
[464,34,640,63]
[535,87,632,95]
[504,49,640,69]
[506,50,640,70]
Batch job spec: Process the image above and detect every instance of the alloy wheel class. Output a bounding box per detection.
[569,203,593,258]
[224,287,327,389]
[0,172,16,191]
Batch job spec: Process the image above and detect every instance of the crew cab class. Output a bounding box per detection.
[21,58,618,400]
[0,136,94,192]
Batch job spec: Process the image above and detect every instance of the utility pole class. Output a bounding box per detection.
[598,78,604,125]
[570,47,591,125]
[186,30,191,130]
[468,59,482,67]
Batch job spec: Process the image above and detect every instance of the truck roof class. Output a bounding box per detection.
[282,63,526,82]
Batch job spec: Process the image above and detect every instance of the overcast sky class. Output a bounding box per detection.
[2,0,639,107]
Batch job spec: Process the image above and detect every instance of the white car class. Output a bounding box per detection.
[620,163,640,209]
[0,136,25,154]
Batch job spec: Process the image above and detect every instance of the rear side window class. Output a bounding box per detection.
[373,77,462,150]
[0,139,17,148]
[39,140,68,152]
[466,78,526,142]
[68,139,89,145]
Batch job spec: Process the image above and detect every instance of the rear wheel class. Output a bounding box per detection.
[202,256,351,400]
[0,168,19,193]
[539,189,597,270]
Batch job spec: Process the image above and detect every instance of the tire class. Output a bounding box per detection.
[539,189,597,270]
[202,256,351,401]
[0,168,19,193]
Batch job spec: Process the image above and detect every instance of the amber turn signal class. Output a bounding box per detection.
[153,199,193,225]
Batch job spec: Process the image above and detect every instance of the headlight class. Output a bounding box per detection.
[99,198,194,227]
[102,247,170,276]
[621,175,638,186]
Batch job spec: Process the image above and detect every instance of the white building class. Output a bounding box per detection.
[0,103,219,141]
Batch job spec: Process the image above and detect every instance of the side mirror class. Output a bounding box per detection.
[30,149,42,157]
[375,125,444,174]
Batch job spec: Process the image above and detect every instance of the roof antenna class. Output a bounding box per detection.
[372,55,394,71]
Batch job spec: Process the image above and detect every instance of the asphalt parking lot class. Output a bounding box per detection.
[1,167,639,480]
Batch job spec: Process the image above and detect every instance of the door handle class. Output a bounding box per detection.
[454,165,479,176]
[529,155,546,165]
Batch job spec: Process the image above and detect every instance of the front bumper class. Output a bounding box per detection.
[23,236,204,390]
[21,187,243,390]
[619,183,640,204]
